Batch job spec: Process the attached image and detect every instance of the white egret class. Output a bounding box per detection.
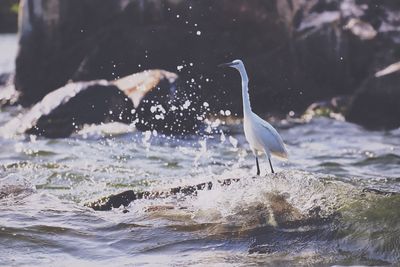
[219,59,288,175]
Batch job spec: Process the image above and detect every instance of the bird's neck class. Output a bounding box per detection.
[239,70,252,115]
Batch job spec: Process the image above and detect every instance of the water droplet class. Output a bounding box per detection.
[220,131,226,142]
[182,100,191,109]
[229,136,238,148]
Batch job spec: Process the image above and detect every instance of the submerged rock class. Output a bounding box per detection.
[0,175,34,201]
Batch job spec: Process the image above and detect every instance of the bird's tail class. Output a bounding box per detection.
[271,145,289,160]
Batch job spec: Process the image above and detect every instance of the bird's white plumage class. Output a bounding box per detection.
[244,112,288,159]
[225,59,288,161]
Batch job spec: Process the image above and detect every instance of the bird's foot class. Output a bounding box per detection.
[265,171,277,177]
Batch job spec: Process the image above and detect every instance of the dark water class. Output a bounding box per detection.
[1,35,400,266]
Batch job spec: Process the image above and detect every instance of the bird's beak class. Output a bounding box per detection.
[218,62,236,68]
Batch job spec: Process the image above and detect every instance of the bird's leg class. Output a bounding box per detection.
[268,157,275,174]
[256,156,260,176]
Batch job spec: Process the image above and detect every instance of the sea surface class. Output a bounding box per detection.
[1,34,399,267]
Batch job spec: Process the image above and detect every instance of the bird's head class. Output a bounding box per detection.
[218,59,244,70]
[218,59,248,79]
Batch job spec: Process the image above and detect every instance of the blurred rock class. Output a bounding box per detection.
[15,0,126,105]
[0,0,18,33]
[13,0,400,127]
[15,0,289,111]
[346,70,400,130]
[344,18,377,40]
[303,96,351,121]
[1,80,134,138]
[1,69,204,138]
[375,61,400,78]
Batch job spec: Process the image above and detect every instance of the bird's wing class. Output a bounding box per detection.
[253,114,288,159]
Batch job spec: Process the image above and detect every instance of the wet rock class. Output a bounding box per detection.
[86,174,346,243]
[267,194,304,224]
[86,178,232,211]
[1,80,134,138]
[88,190,137,211]
[346,70,400,130]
